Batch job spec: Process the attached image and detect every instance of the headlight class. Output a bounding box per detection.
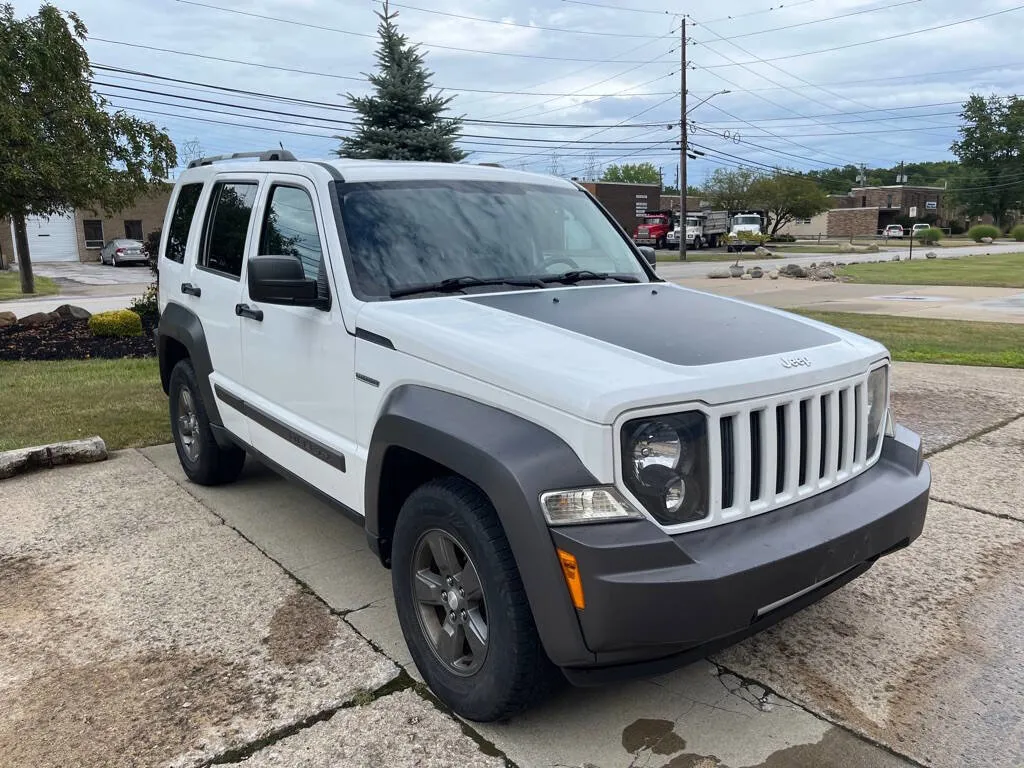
[621,412,709,524]
[540,487,643,526]
[866,365,889,458]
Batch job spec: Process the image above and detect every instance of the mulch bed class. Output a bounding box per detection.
[0,317,157,362]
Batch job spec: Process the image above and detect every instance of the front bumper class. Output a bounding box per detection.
[548,426,930,684]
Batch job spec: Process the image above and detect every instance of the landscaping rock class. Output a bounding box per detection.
[981,237,994,244]
[926,251,938,259]
[0,311,16,329]
[780,264,807,278]
[837,242,856,254]
[769,270,779,280]
[864,243,880,253]
[892,254,902,261]
[754,246,773,258]
[750,266,764,279]
[819,261,835,268]
[729,265,744,277]
[740,273,753,280]
[707,269,731,279]
[837,262,847,267]
[54,304,92,320]
[17,312,55,328]
[812,267,836,280]
[0,436,107,480]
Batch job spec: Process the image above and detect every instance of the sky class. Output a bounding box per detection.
[13,0,1024,184]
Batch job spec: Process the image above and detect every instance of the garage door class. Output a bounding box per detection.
[11,212,79,262]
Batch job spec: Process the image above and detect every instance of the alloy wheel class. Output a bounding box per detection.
[177,386,201,463]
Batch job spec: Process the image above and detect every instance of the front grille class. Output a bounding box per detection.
[714,374,873,522]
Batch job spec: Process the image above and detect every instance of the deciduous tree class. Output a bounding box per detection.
[600,162,660,185]
[0,3,176,294]
[749,172,831,236]
[702,167,759,212]
[337,2,465,162]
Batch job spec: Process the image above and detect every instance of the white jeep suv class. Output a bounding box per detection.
[156,150,930,722]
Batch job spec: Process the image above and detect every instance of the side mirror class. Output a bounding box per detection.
[638,245,657,268]
[248,254,325,308]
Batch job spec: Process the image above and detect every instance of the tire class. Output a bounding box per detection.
[392,477,562,722]
[656,237,665,250]
[168,359,246,486]
[726,244,734,253]
[694,237,702,251]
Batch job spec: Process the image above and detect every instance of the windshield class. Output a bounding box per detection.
[334,180,650,299]
[643,217,667,226]
[686,218,700,228]
[734,215,760,226]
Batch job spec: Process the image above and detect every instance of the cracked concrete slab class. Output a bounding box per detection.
[241,689,504,768]
[145,445,915,768]
[889,362,1024,454]
[0,450,397,768]
[927,416,1024,521]
[715,501,1024,768]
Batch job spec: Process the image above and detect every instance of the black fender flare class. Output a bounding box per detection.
[157,301,223,429]
[365,384,599,667]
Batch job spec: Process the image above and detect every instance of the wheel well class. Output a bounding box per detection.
[375,446,455,568]
[159,337,189,395]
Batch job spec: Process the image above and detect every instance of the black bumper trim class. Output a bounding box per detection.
[550,429,930,680]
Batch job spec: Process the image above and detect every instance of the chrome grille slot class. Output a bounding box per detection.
[749,410,762,503]
[720,416,735,510]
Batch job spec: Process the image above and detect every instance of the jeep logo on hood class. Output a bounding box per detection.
[780,356,811,368]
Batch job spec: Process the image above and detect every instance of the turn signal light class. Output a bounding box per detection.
[557,548,585,610]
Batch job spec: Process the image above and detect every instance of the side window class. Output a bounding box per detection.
[258,185,323,281]
[165,183,203,264]
[201,182,258,278]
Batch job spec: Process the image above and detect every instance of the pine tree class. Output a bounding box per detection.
[337,3,465,162]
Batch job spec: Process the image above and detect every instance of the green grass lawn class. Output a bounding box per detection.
[837,252,1024,288]
[795,311,1024,368]
[0,358,170,452]
[0,272,59,301]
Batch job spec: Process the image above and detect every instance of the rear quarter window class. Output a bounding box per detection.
[164,183,204,263]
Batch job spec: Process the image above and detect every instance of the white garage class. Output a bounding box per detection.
[10,212,78,262]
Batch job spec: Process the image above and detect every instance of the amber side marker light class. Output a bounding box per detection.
[557,549,585,610]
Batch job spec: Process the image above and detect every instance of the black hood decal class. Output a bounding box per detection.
[465,285,839,367]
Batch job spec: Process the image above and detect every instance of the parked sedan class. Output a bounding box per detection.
[99,238,147,266]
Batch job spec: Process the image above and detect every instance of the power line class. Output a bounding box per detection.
[389,2,663,38]
[173,0,673,64]
[557,0,673,16]
[713,0,923,41]
[697,5,1024,68]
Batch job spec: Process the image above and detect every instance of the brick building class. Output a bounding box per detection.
[1,184,172,266]
[577,181,663,234]
[778,208,880,239]
[839,185,945,227]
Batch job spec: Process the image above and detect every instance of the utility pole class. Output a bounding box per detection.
[680,17,688,261]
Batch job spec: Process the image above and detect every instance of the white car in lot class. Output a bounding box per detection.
[156,150,930,722]
[883,225,905,239]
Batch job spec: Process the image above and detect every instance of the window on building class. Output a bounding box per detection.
[798,217,813,224]
[861,196,867,208]
[166,183,204,264]
[258,185,324,281]
[124,219,143,240]
[201,182,258,278]
[83,220,104,249]
[887,195,893,209]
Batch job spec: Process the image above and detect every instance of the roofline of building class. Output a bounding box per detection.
[849,185,946,191]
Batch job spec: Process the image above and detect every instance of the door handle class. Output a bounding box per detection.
[235,303,264,321]
[180,282,201,297]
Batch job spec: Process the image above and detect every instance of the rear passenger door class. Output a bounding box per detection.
[185,176,262,443]
[238,178,358,509]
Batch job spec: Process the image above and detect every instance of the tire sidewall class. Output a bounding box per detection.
[168,360,203,476]
[392,485,526,720]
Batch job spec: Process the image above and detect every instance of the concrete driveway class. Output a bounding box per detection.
[125,362,1023,767]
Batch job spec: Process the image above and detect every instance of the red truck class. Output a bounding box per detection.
[632,210,676,249]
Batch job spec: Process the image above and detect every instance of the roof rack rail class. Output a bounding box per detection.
[187,150,297,169]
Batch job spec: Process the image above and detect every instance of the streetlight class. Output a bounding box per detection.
[686,89,731,116]
[679,89,729,261]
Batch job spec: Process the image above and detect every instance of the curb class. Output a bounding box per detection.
[0,436,108,480]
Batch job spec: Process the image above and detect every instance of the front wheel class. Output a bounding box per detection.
[392,477,562,722]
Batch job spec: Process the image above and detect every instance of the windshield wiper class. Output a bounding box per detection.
[390,275,546,299]
[540,270,641,285]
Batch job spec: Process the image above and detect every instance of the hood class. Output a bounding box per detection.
[357,283,887,424]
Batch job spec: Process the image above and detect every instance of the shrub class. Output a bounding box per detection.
[143,229,161,278]
[967,224,1000,242]
[89,309,144,337]
[129,283,159,325]
[917,227,943,244]
[1011,224,1024,242]
[769,233,796,243]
